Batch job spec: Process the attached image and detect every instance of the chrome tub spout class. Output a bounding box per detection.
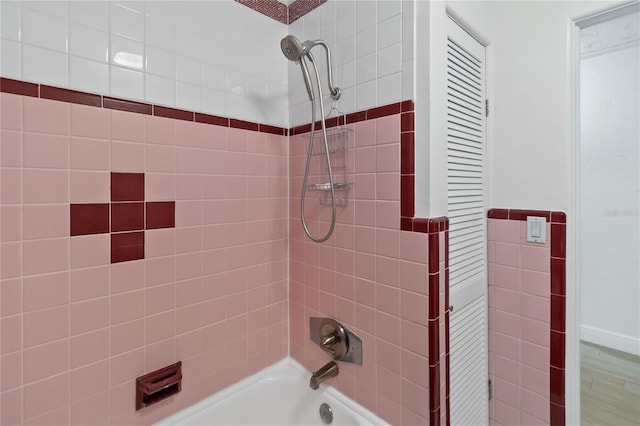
[309,361,339,390]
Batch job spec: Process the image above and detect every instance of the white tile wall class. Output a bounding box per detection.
[176,80,202,111]
[110,3,145,42]
[146,46,175,79]
[287,0,412,127]
[146,74,175,105]
[0,0,289,127]
[1,2,21,41]
[70,56,109,94]
[22,7,68,52]
[1,39,21,79]
[69,23,109,63]
[69,1,109,32]
[110,65,144,100]
[1,0,415,128]
[22,44,68,86]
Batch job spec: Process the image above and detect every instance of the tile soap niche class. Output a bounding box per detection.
[304,127,352,206]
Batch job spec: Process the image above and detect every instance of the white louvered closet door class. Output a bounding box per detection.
[446,16,488,426]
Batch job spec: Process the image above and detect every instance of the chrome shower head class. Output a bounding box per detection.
[281,35,316,101]
[281,35,341,102]
[281,35,305,62]
[281,35,317,61]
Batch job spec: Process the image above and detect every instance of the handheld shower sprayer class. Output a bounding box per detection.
[280,35,341,102]
[281,35,342,243]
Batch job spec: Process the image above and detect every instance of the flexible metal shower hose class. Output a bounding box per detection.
[299,54,337,243]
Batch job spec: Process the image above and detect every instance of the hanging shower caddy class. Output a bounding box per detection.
[304,127,352,206]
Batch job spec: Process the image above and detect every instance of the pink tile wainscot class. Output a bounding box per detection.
[0,78,450,425]
[0,84,288,424]
[488,209,567,426]
[289,105,449,426]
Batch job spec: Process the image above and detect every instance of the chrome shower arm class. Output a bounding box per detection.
[312,40,341,101]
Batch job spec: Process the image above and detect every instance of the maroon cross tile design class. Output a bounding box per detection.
[70,172,175,263]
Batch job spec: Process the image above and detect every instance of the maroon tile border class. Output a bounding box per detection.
[444,227,450,426]
[401,111,415,132]
[428,233,440,273]
[234,0,288,24]
[425,216,449,425]
[400,101,415,230]
[154,105,194,122]
[290,101,407,136]
[41,85,102,107]
[195,112,229,127]
[429,408,441,426]
[368,102,401,120]
[550,330,566,369]
[288,0,328,24]
[488,208,567,426]
[234,0,328,25]
[259,123,287,136]
[488,208,553,222]
[400,175,415,220]
[344,111,366,127]
[401,133,415,175]
[401,100,415,112]
[400,216,450,235]
[551,258,566,296]
[230,118,259,132]
[551,212,567,223]
[0,79,288,136]
[487,208,509,220]
[550,402,566,426]
[103,96,152,115]
[428,363,441,419]
[509,209,551,222]
[445,311,451,426]
[428,274,440,320]
[0,77,39,97]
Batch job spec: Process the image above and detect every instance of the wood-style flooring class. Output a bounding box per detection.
[581,341,640,425]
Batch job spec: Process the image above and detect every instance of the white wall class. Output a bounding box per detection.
[0,0,289,126]
[421,1,621,216]
[579,14,640,354]
[286,0,414,127]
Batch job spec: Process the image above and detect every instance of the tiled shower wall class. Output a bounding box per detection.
[0,0,288,126]
[289,111,448,425]
[487,210,567,426]
[0,91,288,425]
[286,0,414,127]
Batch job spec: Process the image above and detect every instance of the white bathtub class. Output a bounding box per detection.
[156,357,388,426]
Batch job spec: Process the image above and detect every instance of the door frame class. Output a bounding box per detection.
[569,2,640,424]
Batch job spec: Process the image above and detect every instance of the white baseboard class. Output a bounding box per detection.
[581,325,640,356]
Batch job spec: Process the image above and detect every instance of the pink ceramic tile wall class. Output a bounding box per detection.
[487,218,552,425]
[0,92,288,425]
[289,114,438,425]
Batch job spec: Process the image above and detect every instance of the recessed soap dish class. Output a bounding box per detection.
[135,361,182,410]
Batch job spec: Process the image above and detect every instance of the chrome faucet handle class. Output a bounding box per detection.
[321,332,339,354]
[310,317,362,365]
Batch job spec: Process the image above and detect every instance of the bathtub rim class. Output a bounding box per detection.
[155,356,390,426]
